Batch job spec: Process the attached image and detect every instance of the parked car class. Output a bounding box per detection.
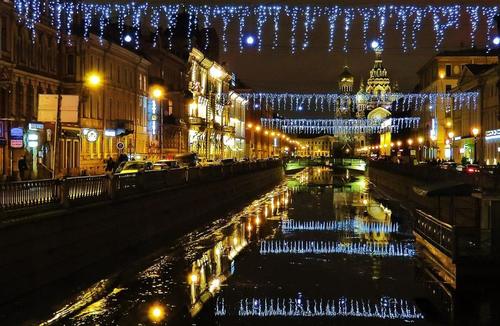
[221,158,236,165]
[464,164,481,174]
[200,159,220,166]
[116,161,153,174]
[174,153,198,167]
[439,162,457,170]
[153,160,179,170]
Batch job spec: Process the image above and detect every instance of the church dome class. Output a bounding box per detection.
[339,65,354,81]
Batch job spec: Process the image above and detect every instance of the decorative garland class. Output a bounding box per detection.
[14,1,500,52]
[215,296,424,320]
[260,118,420,134]
[239,92,479,112]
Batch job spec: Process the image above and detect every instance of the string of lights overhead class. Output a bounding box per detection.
[238,92,479,112]
[14,1,500,52]
[260,118,420,134]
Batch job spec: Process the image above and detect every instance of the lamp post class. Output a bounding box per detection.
[472,127,479,163]
[417,137,424,161]
[151,85,165,159]
[448,131,454,161]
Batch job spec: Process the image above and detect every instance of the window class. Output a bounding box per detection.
[0,16,7,51]
[445,84,452,93]
[67,54,74,75]
[445,64,452,77]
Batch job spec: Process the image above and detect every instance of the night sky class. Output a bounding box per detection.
[197,0,500,92]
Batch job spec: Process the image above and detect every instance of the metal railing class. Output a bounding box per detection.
[414,209,487,260]
[0,179,59,211]
[415,209,454,256]
[369,160,500,191]
[0,159,282,218]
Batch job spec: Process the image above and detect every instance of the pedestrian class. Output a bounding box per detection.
[18,155,28,180]
[105,156,114,173]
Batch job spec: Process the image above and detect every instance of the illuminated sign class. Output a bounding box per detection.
[104,129,116,137]
[86,129,98,142]
[454,136,461,141]
[10,127,24,148]
[28,122,44,130]
[430,118,437,140]
[485,129,500,141]
[27,134,38,141]
[147,99,159,135]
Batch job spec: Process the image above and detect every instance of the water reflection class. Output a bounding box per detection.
[188,186,290,317]
[44,167,480,325]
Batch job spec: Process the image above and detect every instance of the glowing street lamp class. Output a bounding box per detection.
[86,72,103,88]
[407,138,413,146]
[472,127,480,163]
[396,140,402,147]
[370,40,380,49]
[493,36,500,46]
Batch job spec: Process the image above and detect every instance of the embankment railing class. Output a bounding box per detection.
[0,159,282,218]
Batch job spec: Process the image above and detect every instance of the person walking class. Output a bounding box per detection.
[18,156,28,180]
[105,156,115,174]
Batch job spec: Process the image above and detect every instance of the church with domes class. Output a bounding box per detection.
[337,47,399,154]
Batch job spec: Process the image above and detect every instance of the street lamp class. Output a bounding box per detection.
[151,85,166,158]
[396,140,402,147]
[448,131,454,161]
[472,127,480,163]
[86,72,103,89]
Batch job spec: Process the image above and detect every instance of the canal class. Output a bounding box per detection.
[37,167,496,325]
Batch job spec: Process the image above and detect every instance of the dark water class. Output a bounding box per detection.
[42,167,497,325]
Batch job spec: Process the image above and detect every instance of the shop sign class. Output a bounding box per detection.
[485,129,500,141]
[10,127,24,148]
[147,99,158,135]
[28,122,44,130]
[82,128,98,142]
[105,129,116,137]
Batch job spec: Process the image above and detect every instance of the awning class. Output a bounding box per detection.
[413,181,473,197]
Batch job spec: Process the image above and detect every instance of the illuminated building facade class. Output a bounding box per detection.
[416,49,498,160]
[453,64,500,165]
[187,48,246,160]
[296,135,335,157]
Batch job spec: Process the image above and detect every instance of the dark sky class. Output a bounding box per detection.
[198,0,500,92]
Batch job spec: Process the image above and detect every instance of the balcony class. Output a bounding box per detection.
[223,126,236,135]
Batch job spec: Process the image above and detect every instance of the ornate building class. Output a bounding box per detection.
[187,48,247,161]
[337,48,398,155]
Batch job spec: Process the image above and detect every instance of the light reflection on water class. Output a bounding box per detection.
[46,167,456,325]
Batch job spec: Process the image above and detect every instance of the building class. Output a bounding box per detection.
[452,64,499,165]
[68,35,151,176]
[187,48,247,161]
[296,135,336,157]
[416,49,498,160]
[144,38,189,160]
[0,1,195,178]
[0,1,61,179]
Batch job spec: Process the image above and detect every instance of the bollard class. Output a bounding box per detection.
[59,178,70,208]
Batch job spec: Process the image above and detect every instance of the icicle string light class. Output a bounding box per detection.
[215,296,424,320]
[14,1,500,53]
[259,240,415,257]
[260,118,420,134]
[281,220,399,234]
[235,92,479,112]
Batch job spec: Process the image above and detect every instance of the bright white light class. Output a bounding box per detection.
[124,35,132,43]
[298,106,303,111]
[371,40,379,49]
[254,104,260,109]
[245,35,255,45]
[493,36,500,46]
